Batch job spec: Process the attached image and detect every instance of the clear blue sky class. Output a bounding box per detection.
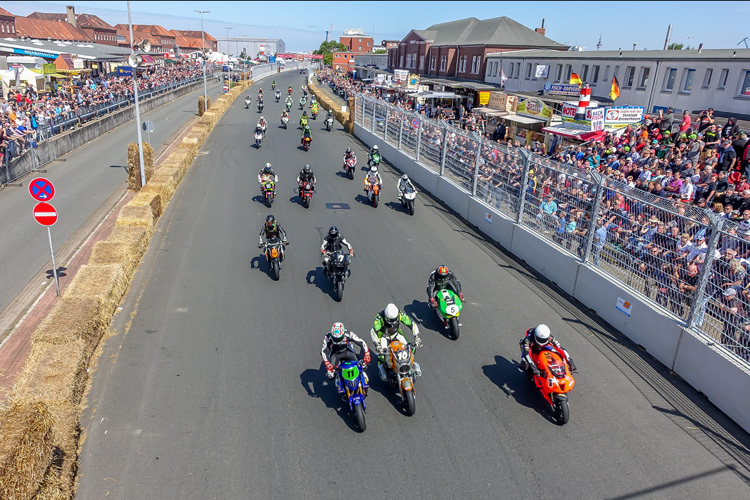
[4,1,749,53]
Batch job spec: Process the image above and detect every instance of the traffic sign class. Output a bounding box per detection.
[29,177,55,202]
[33,202,58,226]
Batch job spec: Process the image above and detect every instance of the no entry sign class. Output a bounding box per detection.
[33,202,58,226]
[29,177,55,202]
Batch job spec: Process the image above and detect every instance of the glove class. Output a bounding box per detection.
[349,248,354,255]
[283,240,289,246]
[531,365,541,377]
[363,350,371,364]
[429,297,438,308]
[459,292,464,301]
[258,242,263,248]
[325,361,334,373]
[414,336,423,348]
[568,358,577,372]
[321,249,326,255]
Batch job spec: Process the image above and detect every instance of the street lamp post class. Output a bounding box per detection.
[195,9,210,105]
[126,0,146,187]
[223,26,233,87]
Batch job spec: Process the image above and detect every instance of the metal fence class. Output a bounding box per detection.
[354,93,749,366]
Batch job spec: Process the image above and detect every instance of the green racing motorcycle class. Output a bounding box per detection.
[434,289,463,340]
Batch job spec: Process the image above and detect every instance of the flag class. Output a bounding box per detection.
[500,69,508,84]
[609,76,621,101]
[569,73,582,85]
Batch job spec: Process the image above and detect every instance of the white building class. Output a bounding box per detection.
[218,37,285,59]
[485,48,750,117]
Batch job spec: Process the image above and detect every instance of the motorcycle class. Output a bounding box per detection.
[261,179,276,207]
[302,136,312,151]
[383,340,421,416]
[325,114,334,132]
[367,152,381,168]
[299,181,314,208]
[343,156,356,180]
[275,92,280,103]
[530,346,576,425]
[434,289,463,339]
[258,101,264,112]
[400,185,417,216]
[254,130,263,148]
[261,236,286,281]
[324,250,352,302]
[285,99,293,112]
[281,115,289,129]
[312,108,318,120]
[365,180,381,207]
[335,359,369,432]
[300,116,309,129]
[299,96,307,109]
[288,88,293,96]
[272,82,276,90]
[244,96,251,109]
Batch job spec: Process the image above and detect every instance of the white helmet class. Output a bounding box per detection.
[370,166,378,175]
[533,324,551,346]
[372,145,379,152]
[401,174,409,181]
[384,303,399,327]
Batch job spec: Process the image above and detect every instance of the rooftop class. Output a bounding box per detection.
[0,37,131,61]
[411,16,566,49]
[487,48,750,61]
[28,12,116,31]
[15,17,92,42]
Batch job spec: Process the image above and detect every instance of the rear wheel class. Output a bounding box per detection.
[271,261,280,281]
[408,200,415,216]
[556,399,570,425]
[449,317,460,340]
[353,402,366,432]
[335,281,344,302]
[404,390,416,416]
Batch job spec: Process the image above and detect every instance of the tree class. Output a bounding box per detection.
[372,48,387,54]
[313,40,348,66]
[667,42,693,50]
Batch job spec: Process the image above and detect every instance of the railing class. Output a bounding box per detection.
[354,93,750,368]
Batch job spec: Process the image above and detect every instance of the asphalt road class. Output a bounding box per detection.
[0,79,223,314]
[77,70,750,500]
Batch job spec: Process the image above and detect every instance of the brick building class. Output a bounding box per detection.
[171,30,218,53]
[340,28,372,53]
[388,16,567,81]
[381,40,399,50]
[333,51,367,72]
[27,6,117,45]
[0,7,17,37]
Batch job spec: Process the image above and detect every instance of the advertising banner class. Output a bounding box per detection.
[517,97,552,120]
[544,83,581,96]
[535,65,549,79]
[478,91,490,106]
[590,107,605,132]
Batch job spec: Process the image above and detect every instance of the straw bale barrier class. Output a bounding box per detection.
[31,297,108,350]
[129,191,163,221]
[308,81,353,133]
[115,204,154,227]
[63,264,128,319]
[13,339,88,407]
[126,142,155,191]
[151,166,184,191]
[0,401,55,500]
[198,95,206,116]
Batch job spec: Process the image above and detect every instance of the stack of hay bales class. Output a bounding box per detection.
[308,81,354,133]
[126,142,155,191]
[0,77,255,499]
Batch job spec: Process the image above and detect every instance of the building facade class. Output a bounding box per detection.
[484,48,750,116]
[218,38,285,59]
[340,28,372,53]
[333,51,367,72]
[28,7,117,46]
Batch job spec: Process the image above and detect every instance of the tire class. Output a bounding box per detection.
[449,317,460,340]
[404,389,416,416]
[335,281,344,302]
[556,399,570,425]
[353,402,366,432]
[348,169,354,180]
[302,195,310,208]
[372,195,378,208]
[266,193,273,207]
[408,200,415,216]
[271,261,280,281]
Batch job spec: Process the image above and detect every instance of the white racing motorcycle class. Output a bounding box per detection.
[400,185,417,216]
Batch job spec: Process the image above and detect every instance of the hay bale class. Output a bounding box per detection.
[126,142,155,191]
[0,401,55,500]
[198,95,206,116]
[151,167,183,191]
[31,297,108,349]
[88,241,141,281]
[129,191,163,221]
[35,402,79,500]
[115,204,154,227]
[13,339,88,406]
[178,137,199,156]
[164,149,192,173]
[62,264,128,318]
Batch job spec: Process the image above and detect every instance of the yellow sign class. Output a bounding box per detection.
[516,97,552,120]
[478,91,490,106]
[43,63,57,75]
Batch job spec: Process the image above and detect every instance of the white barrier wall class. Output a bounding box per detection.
[353,119,750,433]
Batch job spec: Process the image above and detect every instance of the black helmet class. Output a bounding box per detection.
[303,164,311,173]
[303,111,307,116]
[265,214,276,231]
[328,226,339,238]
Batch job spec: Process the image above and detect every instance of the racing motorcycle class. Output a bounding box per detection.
[530,346,576,425]
[302,136,312,152]
[261,236,286,281]
[261,179,276,207]
[382,340,421,416]
[365,179,381,207]
[343,156,356,180]
[254,129,264,148]
[335,359,369,432]
[285,98,293,112]
[324,250,352,302]
[299,96,307,109]
[367,152,381,168]
[434,289,463,339]
[281,114,289,129]
[400,185,417,216]
[275,91,280,102]
[299,181,314,208]
[300,115,309,129]
[257,100,264,112]
[244,96,251,109]
[325,113,334,132]
[311,107,318,120]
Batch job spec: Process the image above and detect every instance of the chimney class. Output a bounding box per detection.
[535,18,546,37]
[697,43,703,53]
[66,5,76,28]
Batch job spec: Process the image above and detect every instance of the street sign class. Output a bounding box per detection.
[28,177,55,202]
[33,202,58,226]
[142,120,154,133]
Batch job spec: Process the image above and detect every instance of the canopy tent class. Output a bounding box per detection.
[472,107,507,116]
[405,91,460,100]
[0,68,45,89]
[504,113,547,125]
[542,124,606,142]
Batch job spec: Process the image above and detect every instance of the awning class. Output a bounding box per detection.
[542,124,606,142]
[471,107,507,116]
[141,55,155,64]
[461,82,501,91]
[406,91,458,99]
[504,113,547,125]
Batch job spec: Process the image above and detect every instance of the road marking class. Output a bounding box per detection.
[325,203,350,210]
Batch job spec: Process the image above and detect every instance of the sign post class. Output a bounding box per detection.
[33,202,60,296]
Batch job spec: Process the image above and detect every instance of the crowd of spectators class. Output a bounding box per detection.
[1,64,207,166]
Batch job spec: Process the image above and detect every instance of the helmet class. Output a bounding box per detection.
[436,266,449,278]
[260,116,265,121]
[330,323,346,344]
[265,214,276,231]
[401,174,409,181]
[305,125,310,131]
[533,324,551,346]
[383,303,399,327]
[328,226,339,238]
[370,166,378,174]
[263,163,272,174]
[372,145,379,152]
[346,147,352,155]
[303,111,307,116]
[303,164,311,173]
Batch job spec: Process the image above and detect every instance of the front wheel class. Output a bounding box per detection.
[372,195,378,208]
[555,399,570,425]
[353,402,366,432]
[335,280,344,302]
[404,390,416,416]
[449,317,460,340]
[302,195,310,208]
[348,168,354,180]
[408,200,415,216]
[266,193,273,207]
[271,261,280,281]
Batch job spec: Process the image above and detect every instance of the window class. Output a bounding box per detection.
[581,64,589,82]
[358,45,362,51]
[663,67,677,91]
[637,67,650,88]
[359,38,362,42]
[430,55,436,71]
[471,56,480,74]
[740,70,750,96]
[419,55,424,71]
[564,64,572,82]
[681,68,696,92]
[718,68,729,89]
[440,55,447,72]
[623,66,635,87]
[400,54,404,68]
[555,64,562,82]
[602,65,610,83]
[702,69,713,89]
[592,65,600,83]
[2,23,5,33]
[526,63,532,79]
[516,62,521,79]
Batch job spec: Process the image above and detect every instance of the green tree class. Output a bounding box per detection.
[667,42,693,50]
[373,48,387,54]
[313,40,348,66]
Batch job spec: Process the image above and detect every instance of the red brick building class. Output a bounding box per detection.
[28,6,117,45]
[0,7,17,37]
[339,29,372,53]
[332,51,367,71]
[388,16,567,81]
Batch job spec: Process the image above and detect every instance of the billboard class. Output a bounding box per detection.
[516,97,552,120]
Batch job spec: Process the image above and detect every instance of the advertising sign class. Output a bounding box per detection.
[517,97,552,120]
[604,106,645,127]
[43,63,57,75]
[535,65,549,79]
[478,91,490,106]
[407,73,420,89]
[590,107,605,132]
[394,69,408,83]
[544,83,582,96]
[116,66,133,77]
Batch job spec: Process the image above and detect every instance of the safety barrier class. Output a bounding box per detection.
[353,93,750,434]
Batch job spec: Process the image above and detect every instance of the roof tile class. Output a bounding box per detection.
[15,17,92,42]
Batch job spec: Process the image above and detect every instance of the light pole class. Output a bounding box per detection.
[223,26,233,87]
[126,0,146,187]
[195,9,210,104]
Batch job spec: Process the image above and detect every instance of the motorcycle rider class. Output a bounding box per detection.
[257,116,267,135]
[288,85,293,95]
[257,88,263,99]
[370,303,423,381]
[426,265,464,308]
[518,324,577,375]
[321,322,370,380]
[311,100,319,117]
[285,95,293,109]
[368,144,381,166]
[258,163,278,193]
[275,89,281,101]
[326,108,334,122]
[281,109,290,124]
[301,124,313,145]
[321,226,353,277]
[258,214,288,261]
[343,147,357,169]
[296,164,317,197]
[272,80,276,90]
[300,111,309,128]
[364,166,383,194]
[397,174,417,201]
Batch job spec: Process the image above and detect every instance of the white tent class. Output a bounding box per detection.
[0,67,45,90]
